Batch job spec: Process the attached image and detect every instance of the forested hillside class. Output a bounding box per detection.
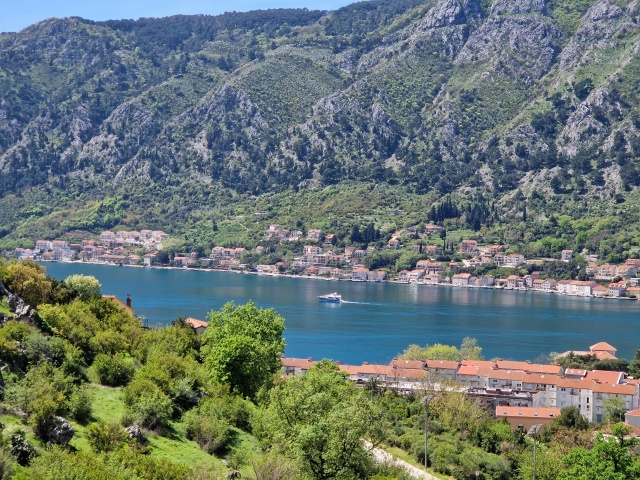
[1,0,640,249]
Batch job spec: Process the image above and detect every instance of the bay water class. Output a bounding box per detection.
[43,263,640,365]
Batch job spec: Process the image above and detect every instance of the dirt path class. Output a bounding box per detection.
[364,441,440,480]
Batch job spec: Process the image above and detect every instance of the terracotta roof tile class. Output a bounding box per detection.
[496,406,561,419]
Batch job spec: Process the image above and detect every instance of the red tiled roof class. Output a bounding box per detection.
[590,341,616,352]
[185,317,208,329]
[390,359,425,370]
[426,360,460,370]
[585,370,624,385]
[593,383,637,395]
[281,357,317,369]
[556,378,597,389]
[496,406,560,419]
[594,351,617,360]
[523,374,561,385]
[496,361,562,375]
[564,369,587,376]
[461,360,497,368]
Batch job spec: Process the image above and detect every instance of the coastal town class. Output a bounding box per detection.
[280,341,640,428]
[182,313,640,431]
[6,222,640,301]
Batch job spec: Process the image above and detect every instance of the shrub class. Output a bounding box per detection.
[183,408,232,455]
[123,378,173,431]
[93,353,135,387]
[64,275,101,302]
[68,387,93,423]
[8,429,35,467]
[85,421,128,453]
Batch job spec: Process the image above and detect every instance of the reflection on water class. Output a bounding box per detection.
[43,263,640,365]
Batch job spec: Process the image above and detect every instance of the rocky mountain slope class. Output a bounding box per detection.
[0,0,639,247]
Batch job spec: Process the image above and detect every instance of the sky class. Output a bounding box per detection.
[1,0,355,33]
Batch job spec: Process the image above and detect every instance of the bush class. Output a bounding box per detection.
[93,353,135,387]
[68,388,93,423]
[85,421,128,453]
[8,429,35,467]
[183,408,232,455]
[123,378,173,431]
[64,275,101,301]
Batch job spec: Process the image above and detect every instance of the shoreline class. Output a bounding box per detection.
[40,259,638,302]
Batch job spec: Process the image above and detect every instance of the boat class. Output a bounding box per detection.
[318,292,342,303]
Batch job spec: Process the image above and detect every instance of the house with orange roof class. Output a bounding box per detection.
[426,360,459,381]
[102,295,134,316]
[585,370,625,385]
[625,409,640,429]
[609,282,627,297]
[459,239,478,254]
[452,273,472,286]
[593,383,639,423]
[496,406,561,431]
[592,284,608,297]
[542,278,557,291]
[281,357,317,375]
[496,361,562,376]
[185,317,208,334]
[390,359,426,370]
[590,342,617,357]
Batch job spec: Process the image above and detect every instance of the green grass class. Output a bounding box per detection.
[144,421,222,469]
[88,384,126,422]
[69,384,256,475]
[0,297,10,315]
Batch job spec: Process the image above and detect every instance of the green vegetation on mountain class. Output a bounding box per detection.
[2,0,640,257]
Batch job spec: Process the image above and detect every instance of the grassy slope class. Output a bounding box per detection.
[68,385,227,470]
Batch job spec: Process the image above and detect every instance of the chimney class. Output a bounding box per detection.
[126,294,132,308]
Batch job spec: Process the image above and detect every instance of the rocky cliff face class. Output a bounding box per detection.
[0,0,639,238]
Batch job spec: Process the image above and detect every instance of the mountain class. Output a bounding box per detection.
[1,0,640,253]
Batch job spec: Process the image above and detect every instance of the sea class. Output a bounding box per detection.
[42,263,640,365]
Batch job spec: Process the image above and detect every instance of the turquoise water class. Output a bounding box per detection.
[43,263,640,365]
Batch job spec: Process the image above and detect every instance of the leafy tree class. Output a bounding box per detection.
[256,360,376,480]
[603,397,627,423]
[201,301,285,399]
[460,337,483,360]
[558,424,640,479]
[1,261,52,307]
[64,274,102,301]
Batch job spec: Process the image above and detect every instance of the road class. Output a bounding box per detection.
[363,441,440,480]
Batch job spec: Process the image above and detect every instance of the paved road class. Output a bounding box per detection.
[364,441,440,480]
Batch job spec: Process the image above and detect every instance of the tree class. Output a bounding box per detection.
[460,337,483,360]
[603,397,626,423]
[64,274,101,301]
[558,424,640,479]
[201,301,285,399]
[257,360,375,480]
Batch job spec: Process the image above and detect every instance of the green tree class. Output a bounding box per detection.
[64,274,102,301]
[558,424,640,479]
[256,360,375,480]
[201,301,285,399]
[603,397,627,423]
[460,337,483,360]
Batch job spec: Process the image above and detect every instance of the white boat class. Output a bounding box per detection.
[318,292,342,303]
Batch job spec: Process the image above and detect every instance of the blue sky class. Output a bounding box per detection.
[2,0,355,33]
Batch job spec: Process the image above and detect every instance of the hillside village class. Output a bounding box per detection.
[7,221,640,301]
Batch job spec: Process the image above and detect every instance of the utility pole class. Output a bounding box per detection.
[529,424,544,480]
